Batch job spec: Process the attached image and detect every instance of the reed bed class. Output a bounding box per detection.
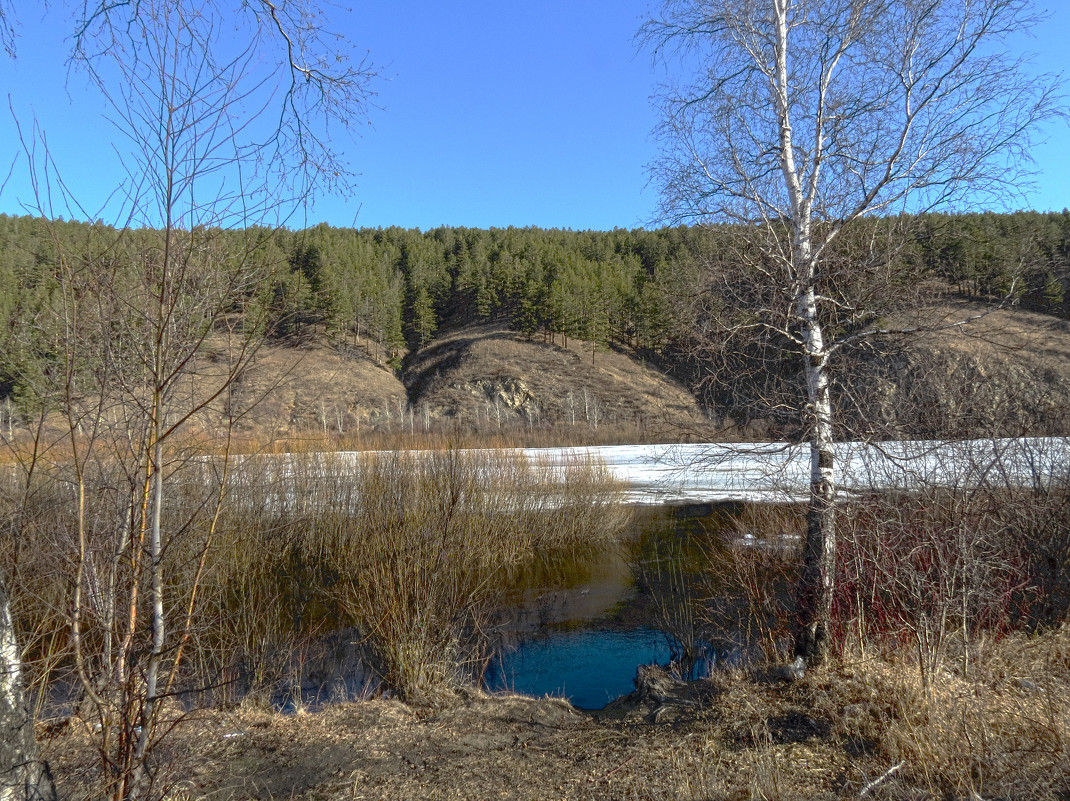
[2,448,631,714]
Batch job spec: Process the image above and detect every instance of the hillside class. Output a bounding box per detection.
[201,324,704,442]
[2,212,1069,447]
[846,302,1070,438]
[162,301,1070,445]
[224,339,409,435]
[401,324,703,433]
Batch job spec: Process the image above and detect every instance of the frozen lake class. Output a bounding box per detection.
[504,438,1070,504]
[245,436,1070,507]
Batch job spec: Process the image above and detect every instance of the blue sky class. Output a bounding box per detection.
[0,1,1067,231]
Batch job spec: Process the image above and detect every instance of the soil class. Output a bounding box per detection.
[38,624,1070,800]
[849,301,1070,436]
[213,336,408,435]
[44,679,850,801]
[12,300,1069,449]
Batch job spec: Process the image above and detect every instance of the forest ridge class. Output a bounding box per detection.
[1,210,1068,435]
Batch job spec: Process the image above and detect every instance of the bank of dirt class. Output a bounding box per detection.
[44,687,844,801]
[41,630,1070,800]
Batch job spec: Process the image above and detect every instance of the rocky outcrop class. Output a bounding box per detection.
[401,323,705,433]
[842,306,1070,438]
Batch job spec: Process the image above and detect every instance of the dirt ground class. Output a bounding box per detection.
[44,642,1070,801]
[43,677,845,801]
[43,654,1061,799]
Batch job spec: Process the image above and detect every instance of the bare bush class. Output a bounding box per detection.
[697,504,802,664]
[837,488,1039,683]
[3,447,630,724]
[145,449,629,706]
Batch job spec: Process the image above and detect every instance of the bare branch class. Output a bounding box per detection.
[71,0,377,204]
[643,0,1063,663]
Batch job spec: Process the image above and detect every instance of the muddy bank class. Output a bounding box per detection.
[41,629,1070,800]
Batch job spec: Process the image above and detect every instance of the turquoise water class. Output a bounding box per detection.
[485,627,684,710]
[482,506,739,710]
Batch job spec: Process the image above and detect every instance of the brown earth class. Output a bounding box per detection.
[227,304,1070,444]
[137,324,705,444]
[223,338,408,435]
[401,324,705,436]
[850,302,1070,437]
[39,684,862,801]
[42,628,1070,800]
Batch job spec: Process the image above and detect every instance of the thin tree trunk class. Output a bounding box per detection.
[131,431,165,797]
[0,578,57,801]
[793,284,837,663]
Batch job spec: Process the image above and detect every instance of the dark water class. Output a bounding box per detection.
[482,502,790,709]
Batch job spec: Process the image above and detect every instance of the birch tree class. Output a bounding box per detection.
[1,1,374,798]
[643,0,1061,662]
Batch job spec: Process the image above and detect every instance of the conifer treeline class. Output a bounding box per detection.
[265,222,721,357]
[1,210,1067,395]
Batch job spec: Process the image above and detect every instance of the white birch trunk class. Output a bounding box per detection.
[0,578,56,801]
[131,433,166,798]
[796,284,837,661]
[773,0,837,661]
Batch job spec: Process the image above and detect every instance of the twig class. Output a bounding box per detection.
[859,761,904,796]
[600,754,636,780]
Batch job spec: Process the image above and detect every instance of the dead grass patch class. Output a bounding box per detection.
[36,626,1070,800]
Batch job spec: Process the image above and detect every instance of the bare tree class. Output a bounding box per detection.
[0,6,43,796]
[643,0,1062,662]
[1,1,375,798]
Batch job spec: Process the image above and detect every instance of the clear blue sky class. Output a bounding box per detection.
[0,1,1067,231]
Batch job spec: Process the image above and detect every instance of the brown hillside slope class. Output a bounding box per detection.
[401,324,704,435]
[17,303,1066,447]
[223,340,408,436]
[204,305,1070,442]
[847,302,1070,437]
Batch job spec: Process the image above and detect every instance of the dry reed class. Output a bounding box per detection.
[2,447,631,715]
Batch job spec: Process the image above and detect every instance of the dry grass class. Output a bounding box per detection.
[222,338,408,435]
[277,450,631,702]
[828,628,1070,799]
[3,447,632,718]
[29,531,1070,801]
[402,322,706,436]
[229,422,696,455]
[38,630,1070,801]
[614,626,1070,801]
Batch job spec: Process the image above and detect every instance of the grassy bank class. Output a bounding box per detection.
[3,448,631,716]
[37,624,1070,800]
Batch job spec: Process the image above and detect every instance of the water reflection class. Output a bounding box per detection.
[484,628,688,710]
[485,502,798,708]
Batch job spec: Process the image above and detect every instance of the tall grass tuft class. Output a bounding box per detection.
[834,625,1070,798]
[188,449,629,704]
